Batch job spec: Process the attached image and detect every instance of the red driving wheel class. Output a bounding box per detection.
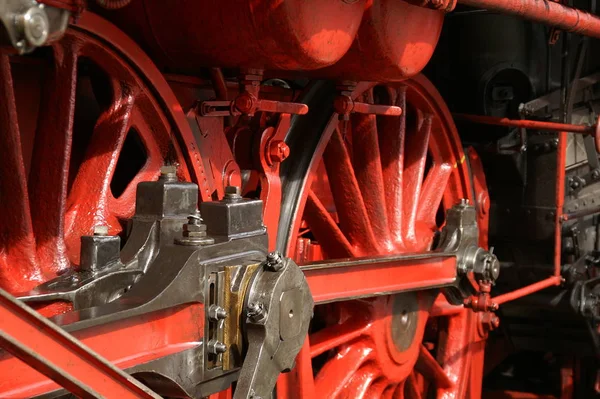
[277,77,484,398]
[0,14,200,304]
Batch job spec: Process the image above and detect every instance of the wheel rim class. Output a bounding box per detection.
[280,76,480,398]
[0,16,194,296]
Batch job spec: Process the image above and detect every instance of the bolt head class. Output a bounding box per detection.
[225,186,241,196]
[269,140,290,163]
[234,94,255,113]
[247,302,266,323]
[159,165,178,182]
[265,251,284,271]
[333,95,353,115]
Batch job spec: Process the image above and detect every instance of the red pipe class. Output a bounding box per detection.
[453,113,594,134]
[554,131,567,277]
[493,276,562,305]
[458,0,600,39]
[490,132,566,306]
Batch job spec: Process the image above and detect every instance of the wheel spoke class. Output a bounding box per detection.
[304,189,355,258]
[402,115,432,248]
[378,87,406,248]
[351,112,392,250]
[65,90,136,263]
[0,55,41,292]
[364,379,390,399]
[341,363,380,399]
[324,128,380,255]
[28,45,79,276]
[382,384,398,399]
[314,341,373,398]
[435,312,474,398]
[392,381,406,399]
[415,344,453,389]
[416,162,452,234]
[405,372,422,399]
[109,105,163,220]
[310,316,371,358]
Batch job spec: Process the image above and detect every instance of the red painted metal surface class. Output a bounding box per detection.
[303,255,457,304]
[458,0,600,39]
[323,0,444,81]
[277,76,481,398]
[257,115,292,250]
[493,276,562,305]
[107,0,367,71]
[0,13,207,299]
[555,131,567,277]
[0,13,207,398]
[0,304,203,398]
[468,147,490,250]
[0,288,161,399]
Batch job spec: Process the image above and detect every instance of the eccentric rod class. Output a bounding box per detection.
[458,0,600,39]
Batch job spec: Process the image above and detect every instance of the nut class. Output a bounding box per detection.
[234,93,255,114]
[269,140,290,163]
[224,186,242,200]
[247,302,266,324]
[207,340,227,355]
[183,223,207,233]
[265,251,284,272]
[160,165,178,182]
[208,305,227,321]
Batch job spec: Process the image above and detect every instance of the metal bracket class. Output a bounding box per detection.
[234,253,313,399]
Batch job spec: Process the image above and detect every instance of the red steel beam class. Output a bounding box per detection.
[0,288,161,399]
[302,254,457,304]
[458,0,600,39]
[0,301,203,398]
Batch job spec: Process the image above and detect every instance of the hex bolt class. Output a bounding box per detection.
[247,302,266,323]
[175,210,215,246]
[269,140,290,163]
[460,198,470,206]
[208,305,227,321]
[207,340,227,355]
[224,186,242,202]
[93,225,109,236]
[265,251,284,272]
[159,165,178,182]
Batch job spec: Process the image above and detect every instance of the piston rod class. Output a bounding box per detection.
[457,0,600,39]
